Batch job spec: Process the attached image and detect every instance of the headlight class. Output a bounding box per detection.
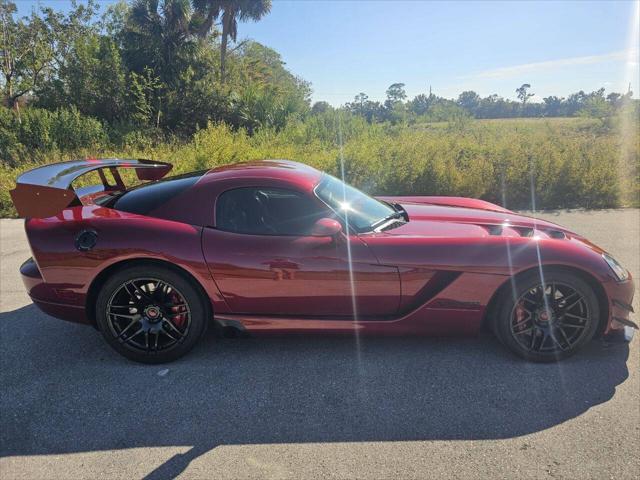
[603,253,629,281]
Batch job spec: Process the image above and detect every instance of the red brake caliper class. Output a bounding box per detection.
[169,291,187,328]
[514,303,527,330]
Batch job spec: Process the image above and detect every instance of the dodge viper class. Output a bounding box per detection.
[10,158,636,363]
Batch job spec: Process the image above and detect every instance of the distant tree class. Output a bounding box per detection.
[606,92,622,107]
[385,83,406,106]
[311,101,331,114]
[353,92,368,109]
[577,88,611,118]
[457,90,480,114]
[408,93,433,116]
[346,92,383,123]
[542,96,563,116]
[383,83,407,123]
[516,83,534,105]
[192,0,271,82]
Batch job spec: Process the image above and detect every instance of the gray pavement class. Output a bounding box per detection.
[0,209,639,479]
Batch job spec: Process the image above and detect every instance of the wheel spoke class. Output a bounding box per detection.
[512,317,532,330]
[159,326,179,341]
[561,296,584,313]
[556,326,571,346]
[121,327,145,344]
[513,326,534,336]
[117,317,140,337]
[125,281,152,302]
[539,332,551,351]
[530,329,538,350]
[153,281,166,302]
[110,313,139,320]
[563,312,588,322]
[548,330,566,351]
[560,291,579,305]
[558,321,586,330]
[163,319,184,337]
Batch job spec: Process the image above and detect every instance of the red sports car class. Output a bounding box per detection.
[10,158,636,363]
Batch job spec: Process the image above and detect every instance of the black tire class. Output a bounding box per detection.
[96,265,209,364]
[493,269,599,362]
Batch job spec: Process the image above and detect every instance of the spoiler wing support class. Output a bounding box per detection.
[10,158,172,218]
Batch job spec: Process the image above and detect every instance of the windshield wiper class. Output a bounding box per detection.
[370,211,405,230]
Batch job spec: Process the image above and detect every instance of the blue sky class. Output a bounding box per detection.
[15,0,640,105]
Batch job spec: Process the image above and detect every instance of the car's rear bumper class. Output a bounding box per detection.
[20,257,90,325]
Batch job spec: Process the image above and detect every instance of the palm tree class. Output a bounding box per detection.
[126,0,198,85]
[192,0,271,82]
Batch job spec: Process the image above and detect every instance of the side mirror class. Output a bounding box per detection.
[311,218,343,237]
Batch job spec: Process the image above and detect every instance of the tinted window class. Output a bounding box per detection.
[216,187,325,235]
[111,171,204,215]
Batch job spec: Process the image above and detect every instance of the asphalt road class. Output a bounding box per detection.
[1,210,639,480]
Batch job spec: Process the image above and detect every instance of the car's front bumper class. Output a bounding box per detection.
[602,274,637,342]
[603,325,636,343]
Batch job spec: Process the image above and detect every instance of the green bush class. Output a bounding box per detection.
[0,111,638,217]
[0,106,108,167]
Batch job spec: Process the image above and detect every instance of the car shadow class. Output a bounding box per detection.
[0,304,631,479]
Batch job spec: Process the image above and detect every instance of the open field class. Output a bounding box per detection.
[1,209,638,479]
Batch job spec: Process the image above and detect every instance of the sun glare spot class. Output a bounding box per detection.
[339,201,353,212]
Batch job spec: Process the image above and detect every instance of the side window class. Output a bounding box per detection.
[216,187,326,235]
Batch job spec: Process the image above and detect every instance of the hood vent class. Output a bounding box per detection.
[482,225,566,239]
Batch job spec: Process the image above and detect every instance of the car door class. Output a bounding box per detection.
[202,186,400,317]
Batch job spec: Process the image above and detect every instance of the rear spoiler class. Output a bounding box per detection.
[10,158,172,218]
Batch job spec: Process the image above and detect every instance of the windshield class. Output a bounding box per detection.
[315,174,396,232]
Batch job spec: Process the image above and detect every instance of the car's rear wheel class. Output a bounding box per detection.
[493,269,600,362]
[96,265,208,363]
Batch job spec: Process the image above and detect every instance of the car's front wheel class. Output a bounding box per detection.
[493,269,600,362]
[96,265,208,363]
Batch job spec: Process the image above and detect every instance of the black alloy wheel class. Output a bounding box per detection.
[494,269,599,362]
[96,265,208,363]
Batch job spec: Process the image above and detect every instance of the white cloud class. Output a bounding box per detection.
[464,50,637,80]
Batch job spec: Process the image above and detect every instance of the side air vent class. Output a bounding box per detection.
[485,225,503,235]
[402,270,462,313]
[515,227,534,237]
[546,230,566,239]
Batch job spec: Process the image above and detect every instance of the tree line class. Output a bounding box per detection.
[322,83,636,124]
[1,0,637,141]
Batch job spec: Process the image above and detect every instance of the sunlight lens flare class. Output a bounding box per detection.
[335,112,362,365]
[339,201,353,212]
